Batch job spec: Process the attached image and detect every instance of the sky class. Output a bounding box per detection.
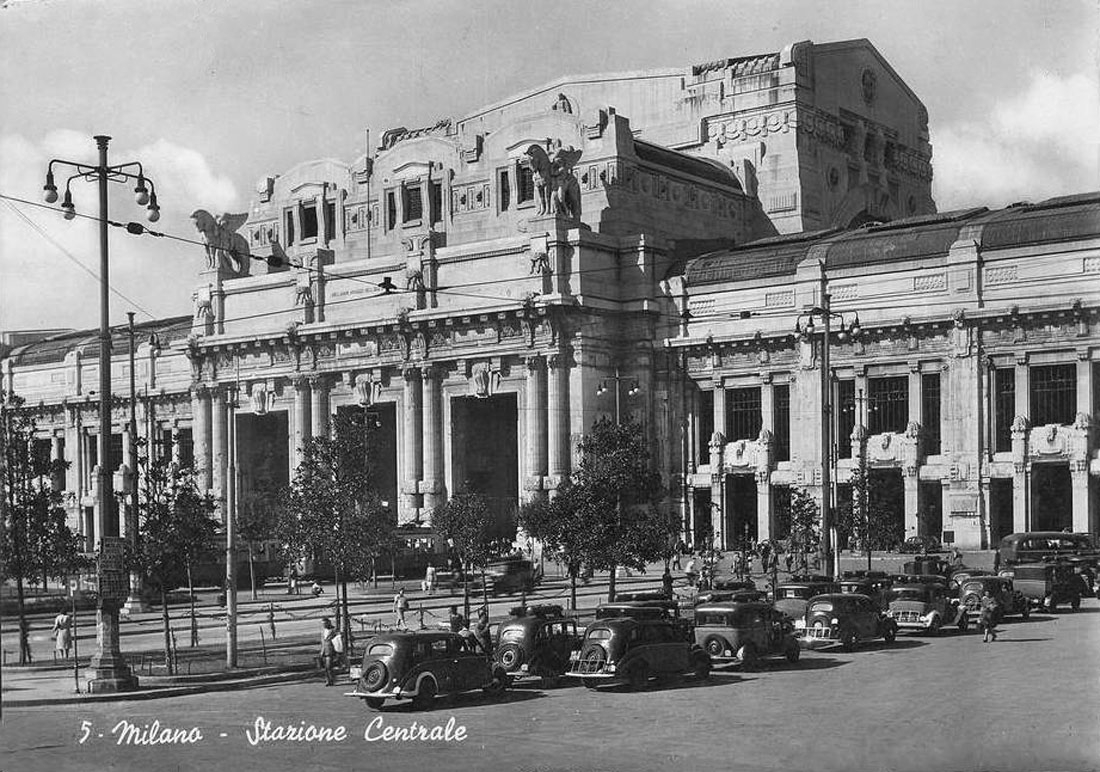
[1,0,1097,332]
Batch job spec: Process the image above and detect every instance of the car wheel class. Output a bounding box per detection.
[692,655,711,681]
[883,624,897,644]
[1021,603,1030,620]
[1071,595,1081,611]
[785,641,800,663]
[411,677,437,710]
[362,663,388,692]
[364,697,385,710]
[627,662,649,691]
[957,615,968,632]
[840,628,857,651]
[737,644,758,671]
[927,616,941,636]
[1046,596,1058,613]
[497,644,523,671]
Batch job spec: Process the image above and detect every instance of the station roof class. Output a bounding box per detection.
[4,316,192,367]
[684,193,1100,287]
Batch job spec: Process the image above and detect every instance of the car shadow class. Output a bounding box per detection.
[762,655,847,672]
[859,638,929,653]
[598,674,742,694]
[382,688,546,713]
[984,637,1054,644]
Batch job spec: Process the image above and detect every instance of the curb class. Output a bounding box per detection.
[1,668,323,708]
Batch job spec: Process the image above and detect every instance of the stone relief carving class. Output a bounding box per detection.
[354,374,382,407]
[1073,412,1091,432]
[524,143,583,220]
[529,250,550,275]
[904,421,921,440]
[949,309,971,357]
[249,382,275,415]
[1010,415,1030,436]
[468,362,498,398]
[191,210,251,276]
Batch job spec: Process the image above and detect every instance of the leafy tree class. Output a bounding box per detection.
[517,483,589,609]
[570,418,668,603]
[785,488,821,574]
[279,412,394,644]
[1,393,86,664]
[135,455,219,672]
[433,490,513,619]
[840,455,904,570]
[237,485,281,601]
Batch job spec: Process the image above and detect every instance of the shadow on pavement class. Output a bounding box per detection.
[596,674,741,694]
[382,688,546,713]
[984,637,1054,644]
[762,656,847,672]
[860,638,929,653]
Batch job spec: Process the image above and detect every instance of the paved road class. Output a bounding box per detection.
[3,600,1098,772]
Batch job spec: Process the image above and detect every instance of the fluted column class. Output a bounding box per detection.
[422,365,444,514]
[292,376,312,469]
[211,386,228,518]
[310,374,330,439]
[190,384,212,491]
[546,352,570,488]
[402,367,423,518]
[525,356,548,497]
[171,422,182,467]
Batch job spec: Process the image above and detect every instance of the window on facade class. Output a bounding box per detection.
[429,181,442,224]
[921,373,941,455]
[517,162,534,204]
[284,210,295,245]
[726,387,762,441]
[773,384,791,462]
[837,379,856,458]
[386,191,397,230]
[324,201,336,241]
[300,203,318,240]
[994,368,1015,453]
[1030,363,1076,426]
[499,169,511,212]
[403,185,423,223]
[697,389,714,463]
[868,376,908,435]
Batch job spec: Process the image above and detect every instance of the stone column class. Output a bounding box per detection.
[171,422,182,467]
[908,367,922,429]
[546,352,571,490]
[1011,420,1030,533]
[310,374,330,439]
[190,385,212,491]
[904,470,920,538]
[50,434,63,492]
[1077,356,1096,533]
[711,383,726,462]
[756,472,773,542]
[422,365,444,514]
[525,356,548,496]
[291,376,312,470]
[210,386,228,518]
[402,367,423,518]
[1013,360,1029,421]
[1071,461,1090,533]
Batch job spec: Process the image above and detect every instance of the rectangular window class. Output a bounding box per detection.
[1030,363,1076,426]
[697,389,714,463]
[324,201,336,241]
[868,376,908,435]
[429,181,442,224]
[517,163,534,205]
[921,373,941,455]
[726,387,762,441]
[773,384,791,462]
[403,185,423,223]
[284,210,295,245]
[386,191,397,230]
[499,169,511,212]
[300,203,318,240]
[837,379,856,458]
[994,368,1015,452]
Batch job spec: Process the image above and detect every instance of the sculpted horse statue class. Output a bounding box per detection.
[191,209,251,276]
[523,143,582,220]
[524,144,553,215]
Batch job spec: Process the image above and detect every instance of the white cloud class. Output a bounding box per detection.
[932,70,1100,209]
[0,131,239,331]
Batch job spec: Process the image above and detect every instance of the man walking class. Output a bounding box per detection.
[393,588,409,630]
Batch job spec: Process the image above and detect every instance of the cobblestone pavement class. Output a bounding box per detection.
[2,597,1098,772]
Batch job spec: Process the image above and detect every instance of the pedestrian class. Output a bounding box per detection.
[267,604,277,640]
[423,563,437,595]
[685,556,698,587]
[951,547,964,568]
[394,588,409,630]
[51,610,73,660]
[289,566,299,595]
[662,567,674,599]
[311,580,324,597]
[474,607,492,654]
[448,605,466,633]
[992,549,1002,573]
[319,617,336,685]
[979,589,1000,643]
[671,548,682,572]
[784,552,794,573]
[19,616,32,663]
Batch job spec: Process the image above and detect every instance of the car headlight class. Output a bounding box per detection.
[606,663,616,673]
[830,617,839,625]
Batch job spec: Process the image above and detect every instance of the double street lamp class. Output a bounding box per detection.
[44,136,161,693]
[794,264,861,579]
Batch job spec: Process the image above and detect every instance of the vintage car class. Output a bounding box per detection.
[568,617,711,690]
[774,579,840,631]
[900,535,943,554]
[946,568,991,590]
[695,579,765,606]
[494,605,581,685]
[997,531,1099,567]
[484,557,539,595]
[1004,562,1084,611]
[595,599,692,641]
[958,576,1030,623]
[800,593,898,650]
[884,583,968,634]
[345,631,509,710]
[837,576,893,610]
[693,601,800,668]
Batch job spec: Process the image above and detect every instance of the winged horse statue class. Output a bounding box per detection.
[190,210,251,276]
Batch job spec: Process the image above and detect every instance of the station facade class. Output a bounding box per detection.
[3,39,1097,551]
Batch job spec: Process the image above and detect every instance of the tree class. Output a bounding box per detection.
[517,483,588,610]
[840,455,904,570]
[237,485,281,601]
[1,393,86,664]
[135,455,219,672]
[433,490,513,620]
[785,488,821,574]
[278,412,394,645]
[570,418,669,603]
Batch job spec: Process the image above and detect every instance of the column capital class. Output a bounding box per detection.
[401,365,422,382]
[189,382,208,399]
[308,372,330,389]
[525,354,546,372]
[547,351,572,370]
[290,374,311,391]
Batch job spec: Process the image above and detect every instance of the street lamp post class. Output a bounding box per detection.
[122,312,149,613]
[44,136,161,693]
[795,264,860,580]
